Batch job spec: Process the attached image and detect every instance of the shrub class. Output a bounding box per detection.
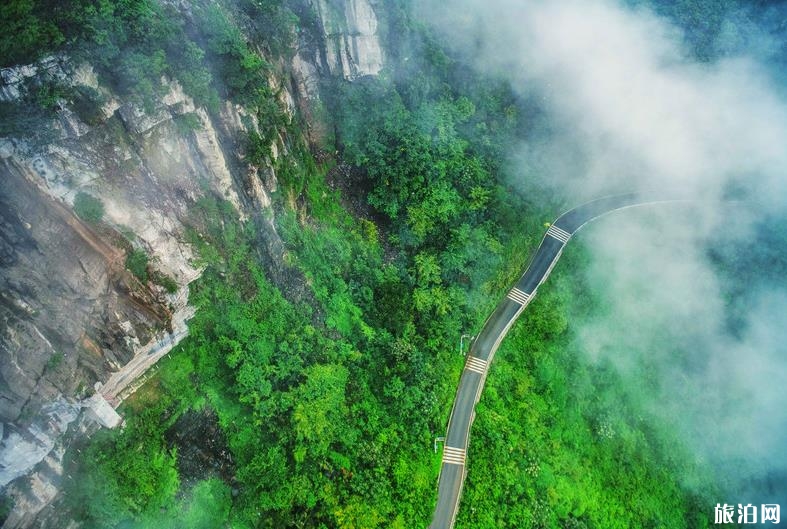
[0,494,13,521]
[73,192,104,223]
[29,78,73,110]
[125,249,149,283]
[174,112,203,135]
[198,4,268,104]
[152,270,179,294]
[46,352,64,370]
[0,101,51,138]
[71,85,106,125]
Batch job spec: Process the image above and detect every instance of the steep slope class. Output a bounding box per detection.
[0,0,386,523]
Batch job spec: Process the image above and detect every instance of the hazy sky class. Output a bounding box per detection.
[421,0,787,498]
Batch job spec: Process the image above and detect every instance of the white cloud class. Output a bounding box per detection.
[422,0,787,493]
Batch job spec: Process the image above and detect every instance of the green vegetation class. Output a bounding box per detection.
[0,495,13,524]
[71,85,106,125]
[121,236,179,292]
[0,0,296,111]
[126,248,178,293]
[54,1,728,527]
[28,78,72,110]
[45,352,64,370]
[64,190,717,528]
[0,0,64,67]
[125,249,149,283]
[72,192,104,223]
[457,247,719,528]
[64,359,194,526]
[117,225,137,243]
[195,4,267,105]
[173,112,203,135]
[183,197,441,526]
[152,270,179,294]
[626,0,787,62]
[66,194,435,526]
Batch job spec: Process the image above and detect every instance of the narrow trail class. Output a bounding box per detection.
[99,289,195,405]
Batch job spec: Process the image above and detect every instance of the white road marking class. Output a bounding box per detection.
[465,356,487,375]
[442,446,466,466]
[546,224,571,243]
[507,287,530,305]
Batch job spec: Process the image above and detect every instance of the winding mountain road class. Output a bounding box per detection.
[429,193,671,529]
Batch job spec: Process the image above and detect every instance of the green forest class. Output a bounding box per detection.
[3,0,781,527]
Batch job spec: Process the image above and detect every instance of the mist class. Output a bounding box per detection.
[420,0,787,500]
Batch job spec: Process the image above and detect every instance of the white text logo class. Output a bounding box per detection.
[714,503,780,524]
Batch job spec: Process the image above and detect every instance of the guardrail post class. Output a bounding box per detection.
[459,334,473,356]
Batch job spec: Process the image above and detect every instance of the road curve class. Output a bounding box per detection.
[429,193,672,529]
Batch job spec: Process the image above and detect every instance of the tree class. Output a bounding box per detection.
[292,364,349,455]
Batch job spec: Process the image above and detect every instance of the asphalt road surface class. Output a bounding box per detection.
[429,193,664,529]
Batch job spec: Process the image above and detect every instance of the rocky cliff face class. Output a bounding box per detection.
[0,59,289,523]
[0,0,383,524]
[317,0,385,79]
[0,58,256,487]
[293,0,385,92]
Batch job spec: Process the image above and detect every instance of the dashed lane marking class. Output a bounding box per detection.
[465,356,487,375]
[546,224,571,243]
[442,446,466,466]
[507,287,531,305]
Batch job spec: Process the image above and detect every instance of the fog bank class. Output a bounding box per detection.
[421,0,787,499]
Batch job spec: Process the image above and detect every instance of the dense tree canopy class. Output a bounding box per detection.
[48,0,751,527]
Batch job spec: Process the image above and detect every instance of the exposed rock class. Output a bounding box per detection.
[2,414,101,529]
[246,165,269,209]
[0,58,294,517]
[296,0,384,83]
[1,447,65,529]
[55,107,91,140]
[0,0,381,523]
[191,106,246,219]
[0,399,78,487]
[69,64,99,90]
[0,57,70,103]
[161,79,196,115]
[81,393,121,429]
[99,288,195,404]
[329,0,385,77]
[292,52,322,100]
[0,73,248,506]
[116,103,171,135]
[0,162,135,423]
[0,64,38,102]
[0,140,14,159]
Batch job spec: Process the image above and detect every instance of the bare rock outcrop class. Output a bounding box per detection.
[0,68,280,500]
[294,0,385,87]
[0,0,386,522]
